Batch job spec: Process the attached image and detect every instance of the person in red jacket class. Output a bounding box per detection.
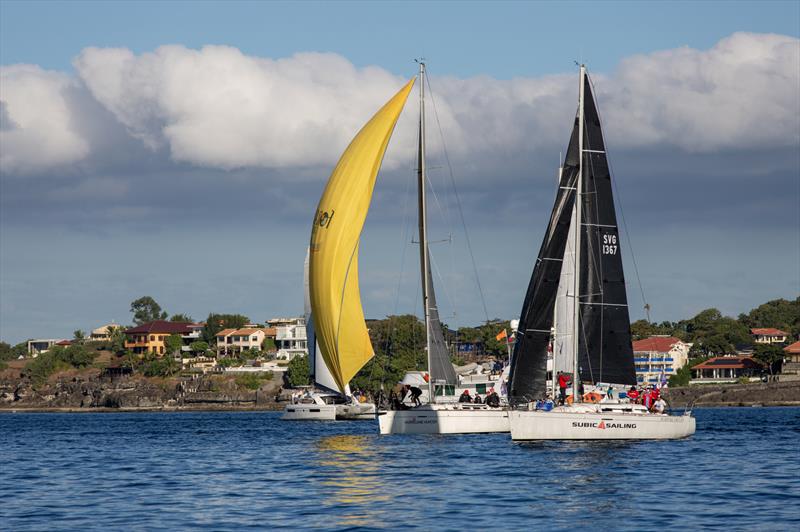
[627,385,640,403]
[558,372,570,405]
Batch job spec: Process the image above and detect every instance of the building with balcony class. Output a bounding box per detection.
[90,322,123,341]
[215,328,271,356]
[751,328,789,344]
[124,321,193,356]
[691,356,764,384]
[632,336,692,385]
[273,318,307,360]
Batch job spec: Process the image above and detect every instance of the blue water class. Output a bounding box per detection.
[1,408,798,531]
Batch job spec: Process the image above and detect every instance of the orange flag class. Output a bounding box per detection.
[496,329,508,341]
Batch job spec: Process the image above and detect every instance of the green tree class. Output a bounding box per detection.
[0,342,14,362]
[141,357,179,377]
[169,313,193,323]
[109,326,127,354]
[189,341,209,356]
[201,313,250,343]
[164,334,184,358]
[351,314,426,394]
[262,337,276,352]
[130,296,168,325]
[753,343,784,376]
[680,308,749,355]
[286,354,310,387]
[739,297,800,338]
[73,330,85,343]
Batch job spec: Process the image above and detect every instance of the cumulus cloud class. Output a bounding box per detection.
[0,65,90,173]
[1,32,797,175]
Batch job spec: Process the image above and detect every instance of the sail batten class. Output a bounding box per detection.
[309,78,416,394]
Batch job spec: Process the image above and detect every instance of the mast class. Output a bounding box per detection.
[572,64,585,404]
[417,60,434,403]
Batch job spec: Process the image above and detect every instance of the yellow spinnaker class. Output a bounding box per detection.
[310,77,415,393]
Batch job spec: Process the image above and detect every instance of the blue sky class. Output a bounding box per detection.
[1,1,798,344]
[2,1,798,77]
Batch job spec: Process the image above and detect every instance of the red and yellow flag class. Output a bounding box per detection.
[496,329,507,341]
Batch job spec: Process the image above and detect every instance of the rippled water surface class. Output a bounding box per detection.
[1,408,799,530]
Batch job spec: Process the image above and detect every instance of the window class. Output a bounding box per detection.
[476,383,487,394]
[150,335,155,341]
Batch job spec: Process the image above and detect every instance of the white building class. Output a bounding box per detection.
[27,339,62,356]
[273,317,308,360]
[632,336,692,386]
[751,328,789,344]
[216,328,272,356]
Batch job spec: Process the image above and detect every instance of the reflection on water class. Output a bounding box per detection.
[315,434,389,529]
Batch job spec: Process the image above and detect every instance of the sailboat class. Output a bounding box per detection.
[282,250,377,420]
[298,75,416,422]
[377,62,510,435]
[507,65,695,440]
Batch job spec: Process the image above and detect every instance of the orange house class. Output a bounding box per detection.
[124,320,193,356]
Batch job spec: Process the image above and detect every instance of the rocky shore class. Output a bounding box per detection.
[664,380,800,408]
[0,368,286,412]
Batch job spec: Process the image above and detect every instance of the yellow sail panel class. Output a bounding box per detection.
[310,78,415,393]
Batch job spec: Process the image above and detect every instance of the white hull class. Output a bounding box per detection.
[282,402,377,421]
[335,402,377,420]
[378,404,510,435]
[282,404,337,421]
[509,406,695,441]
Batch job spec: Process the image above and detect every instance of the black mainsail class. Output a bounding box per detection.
[577,74,636,386]
[508,68,635,402]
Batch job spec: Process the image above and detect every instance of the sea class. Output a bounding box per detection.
[1,407,798,531]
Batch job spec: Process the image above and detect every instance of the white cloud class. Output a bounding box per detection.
[1,32,797,175]
[0,65,90,174]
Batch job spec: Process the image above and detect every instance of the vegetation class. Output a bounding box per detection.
[235,372,273,390]
[189,341,209,356]
[753,343,785,376]
[738,297,800,338]
[164,334,183,357]
[140,354,180,377]
[130,296,168,325]
[201,313,250,343]
[668,354,711,387]
[169,313,193,323]
[24,344,98,387]
[72,330,85,343]
[0,341,28,362]
[109,327,127,354]
[286,354,310,387]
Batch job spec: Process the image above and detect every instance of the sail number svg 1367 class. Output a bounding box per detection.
[602,233,618,255]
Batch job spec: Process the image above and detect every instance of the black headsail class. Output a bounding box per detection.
[508,124,579,402]
[576,74,636,386]
[425,250,458,384]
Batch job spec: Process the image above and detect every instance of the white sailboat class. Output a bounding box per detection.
[508,65,695,441]
[378,62,509,435]
[282,250,377,421]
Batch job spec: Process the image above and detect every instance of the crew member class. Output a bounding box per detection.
[485,388,500,408]
[558,372,570,405]
[459,390,472,403]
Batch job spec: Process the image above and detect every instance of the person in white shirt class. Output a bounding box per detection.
[654,397,667,414]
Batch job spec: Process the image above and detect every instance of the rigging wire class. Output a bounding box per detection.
[424,68,491,324]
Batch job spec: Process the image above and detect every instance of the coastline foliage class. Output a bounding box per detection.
[286,354,310,387]
[130,296,168,325]
[24,344,98,387]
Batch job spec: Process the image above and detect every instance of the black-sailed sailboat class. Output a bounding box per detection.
[508,65,695,440]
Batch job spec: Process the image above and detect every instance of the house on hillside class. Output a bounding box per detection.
[27,339,62,356]
[751,328,789,344]
[782,341,800,378]
[90,323,123,341]
[690,356,764,384]
[632,336,692,385]
[216,328,271,357]
[124,320,193,356]
[272,318,307,360]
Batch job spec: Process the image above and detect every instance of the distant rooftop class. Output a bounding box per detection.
[751,328,789,336]
[125,320,193,335]
[632,336,684,353]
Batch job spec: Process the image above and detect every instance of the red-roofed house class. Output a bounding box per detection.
[124,320,193,356]
[691,356,764,383]
[751,328,789,344]
[784,341,800,362]
[632,336,692,385]
[216,328,271,356]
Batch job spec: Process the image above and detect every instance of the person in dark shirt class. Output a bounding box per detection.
[458,390,472,403]
[408,385,423,407]
[473,394,482,404]
[485,389,500,408]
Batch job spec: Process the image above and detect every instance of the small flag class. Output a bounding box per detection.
[496,329,507,341]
